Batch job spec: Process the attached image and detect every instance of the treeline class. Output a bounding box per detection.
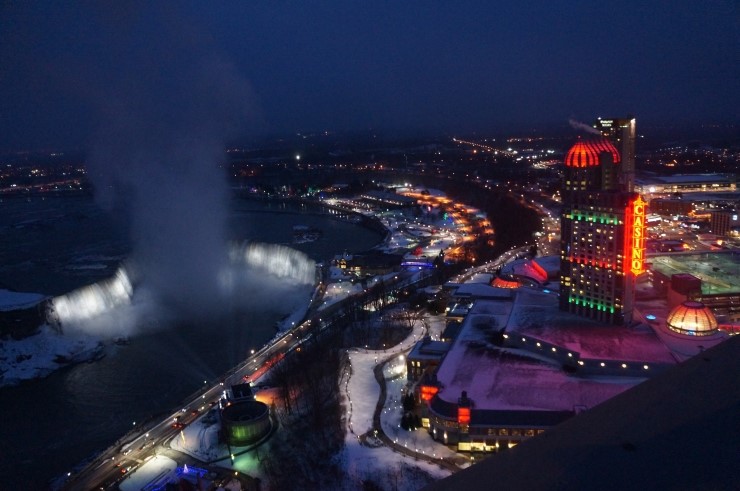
[257,327,348,490]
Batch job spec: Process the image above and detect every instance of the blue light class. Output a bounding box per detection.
[646,314,656,321]
[401,261,434,269]
[176,465,208,478]
[543,289,550,293]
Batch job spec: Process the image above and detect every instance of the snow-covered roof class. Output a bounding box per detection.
[409,339,451,361]
[467,273,494,284]
[532,256,560,276]
[451,283,515,300]
[507,290,676,363]
[500,259,548,284]
[434,291,672,414]
[119,455,177,491]
[427,334,740,491]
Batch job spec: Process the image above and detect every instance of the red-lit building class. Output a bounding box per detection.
[559,134,642,325]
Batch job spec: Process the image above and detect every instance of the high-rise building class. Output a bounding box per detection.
[593,117,636,192]
[710,210,732,237]
[559,135,644,325]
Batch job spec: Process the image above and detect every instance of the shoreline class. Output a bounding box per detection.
[236,193,391,251]
[0,196,383,390]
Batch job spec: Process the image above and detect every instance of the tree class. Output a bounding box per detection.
[402,393,416,412]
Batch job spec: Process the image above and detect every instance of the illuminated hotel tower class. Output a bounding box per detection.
[559,137,644,325]
[593,117,637,192]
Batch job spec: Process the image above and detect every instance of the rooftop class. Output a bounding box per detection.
[426,335,740,491]
[433,294,664,413]
[637,173,736,185]
[409,339,451,361]
[451,283,516,300]
[508,290,677,363]
[649,251,740,295]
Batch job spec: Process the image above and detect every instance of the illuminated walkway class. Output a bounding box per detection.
[341,315,469,473]
[361,355,468,473]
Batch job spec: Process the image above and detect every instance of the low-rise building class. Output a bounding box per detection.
[418,289,679,452]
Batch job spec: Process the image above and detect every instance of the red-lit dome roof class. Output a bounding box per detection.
[666,301,718,337]
[565,138,620,168]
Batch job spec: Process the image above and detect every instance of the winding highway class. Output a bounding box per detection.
[61,270,433,490]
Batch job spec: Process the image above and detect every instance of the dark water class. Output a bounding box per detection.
[0,195,382,489]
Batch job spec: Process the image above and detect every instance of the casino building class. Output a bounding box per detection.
[559,131,644,325]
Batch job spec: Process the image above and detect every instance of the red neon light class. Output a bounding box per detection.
[565,138,621,168]
[457,406,471,425]
[420,385,439,401]
[625,196,646,275]
[531,260,548,279]
[568,256,614,270]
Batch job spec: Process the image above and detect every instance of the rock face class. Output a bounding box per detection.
[0,298,51,340]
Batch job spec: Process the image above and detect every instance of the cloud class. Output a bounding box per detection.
[568,118,601,136]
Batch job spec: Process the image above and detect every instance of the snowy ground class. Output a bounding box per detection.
[318,272,400,311]
[339,312,463,489]
[319,278,363,310]
[167,312,461,489]
[170,414,224,462]
[170,386,278,468]
[0,285,140,387]
[118,455,177,491]
[0,288,47,311]
[1,324,103,388]
[377,315,464,463]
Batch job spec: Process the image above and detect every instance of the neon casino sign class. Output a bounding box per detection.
[626,196,646,275]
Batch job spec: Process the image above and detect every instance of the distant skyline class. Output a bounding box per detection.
[1,1,738,151]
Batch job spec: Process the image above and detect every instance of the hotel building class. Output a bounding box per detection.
[559,130,644,325]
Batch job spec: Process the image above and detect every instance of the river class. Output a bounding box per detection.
[0,194,383,489]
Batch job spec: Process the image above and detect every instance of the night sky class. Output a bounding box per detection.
[1,1,737,151]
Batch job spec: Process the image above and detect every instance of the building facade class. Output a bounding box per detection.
[710,210,732,236]
[594,117,636,192]
[559,134,643,325]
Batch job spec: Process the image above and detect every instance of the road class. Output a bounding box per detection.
[61,269,434,490]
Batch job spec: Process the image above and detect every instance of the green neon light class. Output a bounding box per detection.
[568,295,616,313]
[568,210,618,225]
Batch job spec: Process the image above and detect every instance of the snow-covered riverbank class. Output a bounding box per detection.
[0,324,105,387]
[0,289,104,388]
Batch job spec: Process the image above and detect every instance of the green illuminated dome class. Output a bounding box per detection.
[666,301,718,336]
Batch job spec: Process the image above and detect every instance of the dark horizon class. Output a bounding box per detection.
[1,2,738,153]
[2,120,737,158]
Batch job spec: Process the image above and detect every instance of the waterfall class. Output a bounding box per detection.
[48,243,315,329]
[228,241,316,285]
[50,266,134,324]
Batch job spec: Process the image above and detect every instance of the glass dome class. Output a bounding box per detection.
[666,301,718,336]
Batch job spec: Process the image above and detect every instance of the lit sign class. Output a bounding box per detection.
[457,406,471,425]
[420,385,439,401]
[626,196,646,275]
